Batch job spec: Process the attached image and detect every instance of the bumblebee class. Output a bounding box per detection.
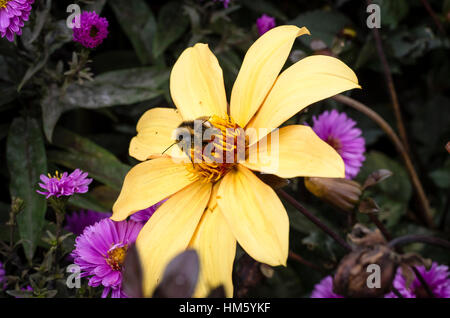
[162,116,215,162]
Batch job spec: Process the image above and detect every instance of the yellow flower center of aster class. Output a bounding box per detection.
[48,171,62,180]
[0,0,11,9]
[185,115,248,183]
[106,244,128,271]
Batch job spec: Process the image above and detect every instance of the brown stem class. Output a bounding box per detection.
[288,251,325,273]
[388,235,450,250]
[332,94,433,228]
[420,0,446,36]
[391,287,404,298]
[278,190,352,252]
[368,213,392,241]
[367,0,410,153]
[411,266,434,298]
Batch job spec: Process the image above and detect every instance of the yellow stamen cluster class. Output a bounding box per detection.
[106,244,128,271]
[0,0,11,9]
[48,171,62,180]
[187,115,248,183]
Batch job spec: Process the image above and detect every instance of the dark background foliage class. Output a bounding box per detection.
[0,0,449,297]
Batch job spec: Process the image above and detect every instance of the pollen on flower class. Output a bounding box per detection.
[106,243,128,271]
[185,115,248,183]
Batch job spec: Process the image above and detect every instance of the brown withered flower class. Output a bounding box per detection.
[333,224,397,297]
[333,244,397,298]
[304,177,362,212]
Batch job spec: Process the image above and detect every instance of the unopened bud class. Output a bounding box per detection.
[333,245,397,298]
[304,177,362,212]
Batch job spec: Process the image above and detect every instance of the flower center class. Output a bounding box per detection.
[48,171,62,180]
[0,0,11,9]
[106,243,128,271]
[186,115,248,183]
[90,25,99,38]
[326,136,342,153]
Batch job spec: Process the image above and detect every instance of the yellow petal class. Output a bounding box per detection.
[217,165,289,266]
[242,125,345,178]
[136,181,212,296]
[190,184,236,298]
[112,157,195,221]
[129,107,186,161]
[230,25,310,127]
[170,43,228,121]
[247,55,360,141]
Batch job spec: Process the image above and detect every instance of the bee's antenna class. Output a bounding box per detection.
[161,141,178,155]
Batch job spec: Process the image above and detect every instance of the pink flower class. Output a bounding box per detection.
[0,0,34,42]
[311,110,366,179]
[256,14,276,36]
[71,218,143,298]
[73,11,108,48]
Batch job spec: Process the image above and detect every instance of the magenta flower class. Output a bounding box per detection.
[37,169,92,199]
[0,0,34,42]
[256,14,276,36]
[73,11,108,49]
[65,210,111,236]
[312,110,366,179]
[71,218,143,298]
[310,276,343,298]
[386,263,450,298]
[130,200,166,223]
[0,261,6,289]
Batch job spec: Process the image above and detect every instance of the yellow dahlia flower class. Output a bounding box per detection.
[111,25,360,297]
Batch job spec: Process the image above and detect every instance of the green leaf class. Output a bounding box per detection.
[18,20,72,91]
[48,128,131,191]
[372,0,409,29]
[153,1,189,58]
[6,117,47,262]
[109,0,157,64]
[357,151,412,227]
[85,0,107,13]
[41,67,169,141]
[429,158,450,189]
[289,10,352,48]
[240,0,288,21]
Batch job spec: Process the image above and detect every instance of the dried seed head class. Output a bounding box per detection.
[333,245,397,298]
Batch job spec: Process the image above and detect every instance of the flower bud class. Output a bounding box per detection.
[333,245,397,298]
[304,177,362,212]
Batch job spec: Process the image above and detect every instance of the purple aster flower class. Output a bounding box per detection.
[385,263,450,298]
[0,0,34,42]
[256,14,276,36]
[65,210,111,236]
[312,110,366,179]
[37,169,93,199]
[130,200,166,223]
[310,276,343,298]
[71,218,143,298]
[73,11,108,49]
[0,261,6,289]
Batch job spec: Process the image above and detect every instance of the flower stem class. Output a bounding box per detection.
[367,0,410,153]
[388,235,450,250]
[278,190,352,252]
[367,213,392,241]
[411,265,435,298]
[288,251,325,273]
[332,94,433,228]
[420,0,446,36]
